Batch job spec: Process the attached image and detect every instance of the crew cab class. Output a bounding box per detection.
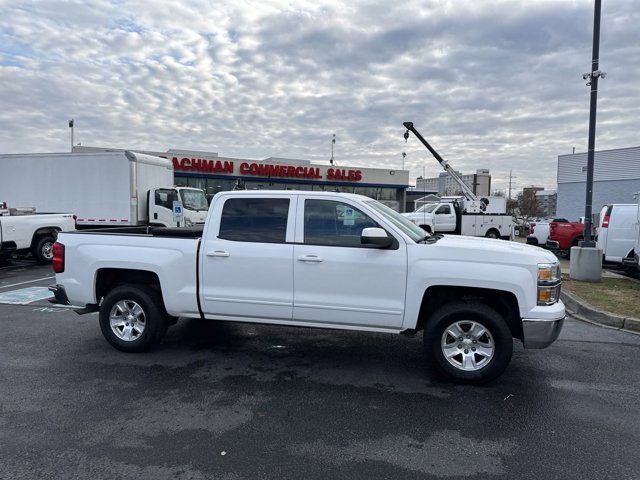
[0,204,76,263]
[50,191,564,384]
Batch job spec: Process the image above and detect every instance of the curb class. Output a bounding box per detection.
[561,290,640,333]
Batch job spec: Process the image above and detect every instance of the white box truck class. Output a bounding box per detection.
[0,151,208,228]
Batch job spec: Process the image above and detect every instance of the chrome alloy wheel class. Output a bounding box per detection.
[41,241,54,260]
[440,320,494,372]
[109,300,146,341]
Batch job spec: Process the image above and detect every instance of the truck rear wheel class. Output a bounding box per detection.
[99,284,168,352]
[485,229,500,239]
[33,235,55,263]
[423,302,513,384]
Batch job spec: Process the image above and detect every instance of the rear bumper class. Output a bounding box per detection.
[522,316,564,348]
[48,284,70,305]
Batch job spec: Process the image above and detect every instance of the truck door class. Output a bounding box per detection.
[434,204,456,232]
[292,197,407,329]
[149,188,177,227]
[199,195,295,320]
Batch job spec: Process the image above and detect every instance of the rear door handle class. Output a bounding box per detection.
[298,255,323,263]
[207,250,230,258]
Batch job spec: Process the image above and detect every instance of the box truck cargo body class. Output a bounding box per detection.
[0,151,207,227]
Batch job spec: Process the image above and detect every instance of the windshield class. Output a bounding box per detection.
[180,189,209,211]
[415,204,438,213]
[365,200,427,242]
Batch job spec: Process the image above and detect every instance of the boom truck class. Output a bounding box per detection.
[401,122,513,239]
[0,151,208,228]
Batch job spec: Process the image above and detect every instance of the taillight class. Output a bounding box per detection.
[602,215,610,228]
[52,242,65,273]
[530,223,535,234]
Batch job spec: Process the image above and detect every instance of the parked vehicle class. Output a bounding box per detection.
[596,204,639,271]
[401,123,511,239]
[0,204,75,263]
[546,218,589,256]
[527,219,568,247]
[50,191,565,384]
[0,151,208,228]
[527,222,550,246]
[403,199,513,239]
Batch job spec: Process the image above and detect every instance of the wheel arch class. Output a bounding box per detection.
[30,227,61,249]
[95,268,162,305]
[414,285,523,341]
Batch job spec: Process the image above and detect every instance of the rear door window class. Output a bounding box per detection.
[219,198,290,243]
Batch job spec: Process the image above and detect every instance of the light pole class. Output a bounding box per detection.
[329,134,336,165]
[581,0,605,247]
[571,0,605,282]
[402,152,406,170]
[68,119,74,152]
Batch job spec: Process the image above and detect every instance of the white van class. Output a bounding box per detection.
[596,204,638,265]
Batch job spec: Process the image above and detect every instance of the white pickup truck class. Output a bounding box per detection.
[0,205,76,263]
[403,201,513,239]
[50,191,564,383]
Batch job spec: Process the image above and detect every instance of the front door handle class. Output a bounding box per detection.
[298,255,323,263]
[207,250,230,258]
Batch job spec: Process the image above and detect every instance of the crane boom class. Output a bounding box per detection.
[403,122,478,202]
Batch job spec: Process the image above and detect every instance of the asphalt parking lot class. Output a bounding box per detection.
[1,259,639,480]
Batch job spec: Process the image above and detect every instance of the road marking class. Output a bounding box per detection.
[0,286,54,305]
[0,276,55,289]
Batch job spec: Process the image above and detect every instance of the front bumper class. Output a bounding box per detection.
[545,239,560,250]
[522,316,564,348]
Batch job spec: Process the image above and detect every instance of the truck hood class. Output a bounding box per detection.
[427,234,558,265]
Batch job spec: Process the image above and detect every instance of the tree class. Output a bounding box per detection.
[517,190,541,224]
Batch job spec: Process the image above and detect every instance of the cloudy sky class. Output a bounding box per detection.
[1,0,638,192]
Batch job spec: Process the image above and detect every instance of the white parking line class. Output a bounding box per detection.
[0,276,55,290]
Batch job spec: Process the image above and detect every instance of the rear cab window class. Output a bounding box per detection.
[217,197,292,243]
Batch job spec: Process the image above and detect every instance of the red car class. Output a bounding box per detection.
[545,218,592,255]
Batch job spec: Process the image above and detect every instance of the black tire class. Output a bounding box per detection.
[99,284,168,353]
[423,302,513,384]
[419,225,432,234]
[485,229,499,239]
[33,235,55,264]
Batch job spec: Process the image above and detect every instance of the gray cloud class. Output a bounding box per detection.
[0,0,638,192]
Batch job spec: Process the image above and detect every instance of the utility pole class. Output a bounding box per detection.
[508,170,513,201]
[402,152,406,170]
[68,119,74,152]
[581,0,605,247]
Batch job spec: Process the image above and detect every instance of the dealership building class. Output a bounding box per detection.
[73,146,410,211]
[556,146,640,220]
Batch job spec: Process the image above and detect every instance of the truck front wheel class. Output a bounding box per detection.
[99,284,168,353]
[423,302,513,384]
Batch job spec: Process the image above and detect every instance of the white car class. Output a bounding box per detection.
[0,205,76,263]
[50,191,564,384]
[596,204,638,267]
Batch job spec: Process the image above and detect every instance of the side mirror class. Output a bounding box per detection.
[361,227,393,248]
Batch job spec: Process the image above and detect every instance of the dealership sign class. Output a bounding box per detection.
[170,155,362,182]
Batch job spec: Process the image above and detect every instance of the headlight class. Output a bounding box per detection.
[538,263,561,283]
[537,262,561,305]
